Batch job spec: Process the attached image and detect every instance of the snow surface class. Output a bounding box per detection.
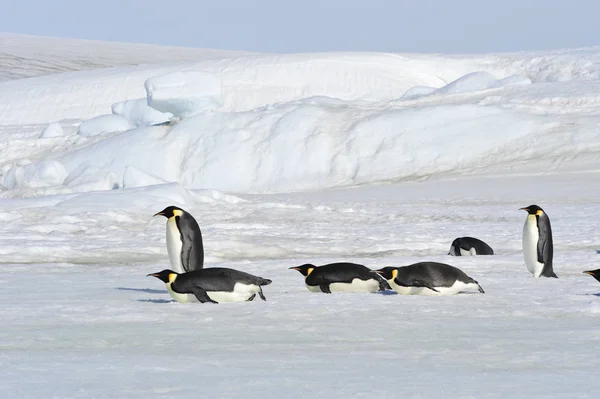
[1,35,600,398]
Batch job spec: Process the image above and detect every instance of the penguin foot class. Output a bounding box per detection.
[247,294,256,302]
[258,287,266,301]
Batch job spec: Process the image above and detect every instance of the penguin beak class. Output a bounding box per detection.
[519,207,529,211]
[374,269,383,275]
[288,266,300,271]
[153,211,164,217]
[147,273,158,277]
[583,271,593,275]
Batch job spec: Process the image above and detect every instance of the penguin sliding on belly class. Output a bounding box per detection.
[289,262,390,293]
[148,268,272,303]
[154,206,204,273]
[520,204,557,278]
[375,262,484,296]
[448,237,494,256]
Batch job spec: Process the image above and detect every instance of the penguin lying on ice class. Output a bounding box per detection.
[375,262,484,295]
[448,237,494,256]
[289,262,389,293]
[148,268,272,304]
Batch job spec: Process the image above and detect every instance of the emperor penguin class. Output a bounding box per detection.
[289,262,389,293]
[375,262,484,296]
[154,206,204,273]
[582,269,600,284]
[448,237,494,256]
[147,268,272,303]
[520,204,557,278]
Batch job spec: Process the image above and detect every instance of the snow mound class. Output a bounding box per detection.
[145,71,223,120]
[36,99,555,194]
[39,122,65,138]
[122,166,168,189]
[401,72,532,100]
[111,99,172,128]
[3,160,67,189]
[77,114,133,137]
[400,86,437,100]
[436,71,503,95]
[63,164,120,192]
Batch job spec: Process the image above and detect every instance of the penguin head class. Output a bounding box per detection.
[374,267,398,280]
[147,269,179,283]
[289,264,316,276]
[154,206,185,219]
[520,204,545,216]
[583,269,600,283]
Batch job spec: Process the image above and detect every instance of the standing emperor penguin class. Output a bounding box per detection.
[520,204,557,278]
[154,206,204,273]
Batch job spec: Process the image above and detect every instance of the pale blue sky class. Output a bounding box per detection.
[1,0,597,53]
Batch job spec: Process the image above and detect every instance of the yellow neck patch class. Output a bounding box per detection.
[170,209,184,219]
[306,267,315,276]
[168,273,178,283]
[535,210,544,216]
[391,269,398,280]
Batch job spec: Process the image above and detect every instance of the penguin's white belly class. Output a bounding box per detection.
[389,279,475,296]
[459,247,477,256]
[166,283,198,303]
[306,284,322,293]
[523,217,544,277]
[166,218,184,273]
[329,278,381,293]
[306,278,380,293]
[207,283,260,303]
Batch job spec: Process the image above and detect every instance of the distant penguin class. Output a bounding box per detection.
[375,262,484,295]
[448,237,494,256]
[147,268,272,303]
[154,206,204,273]
[520,204,557,278]
[583,269,600,283]
[289,262,389,293]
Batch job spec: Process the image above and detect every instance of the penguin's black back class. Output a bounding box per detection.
[396,262,476,287]
[450,237,494,255]
[306,262,384,286]
[536,212,556,277]
[176,211,204,271]
[173,268,271,293]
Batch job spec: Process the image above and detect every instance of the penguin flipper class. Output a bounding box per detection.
[319,283,332,294]
[176,215,203,272]
[477,284,485,293]
[191,287,218,304]
[247,294,256,302]
[410,279,440,293]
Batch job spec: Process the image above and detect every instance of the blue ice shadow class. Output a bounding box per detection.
[116,287,168,294]
[137,298,174,303]
[373,290,398,296]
